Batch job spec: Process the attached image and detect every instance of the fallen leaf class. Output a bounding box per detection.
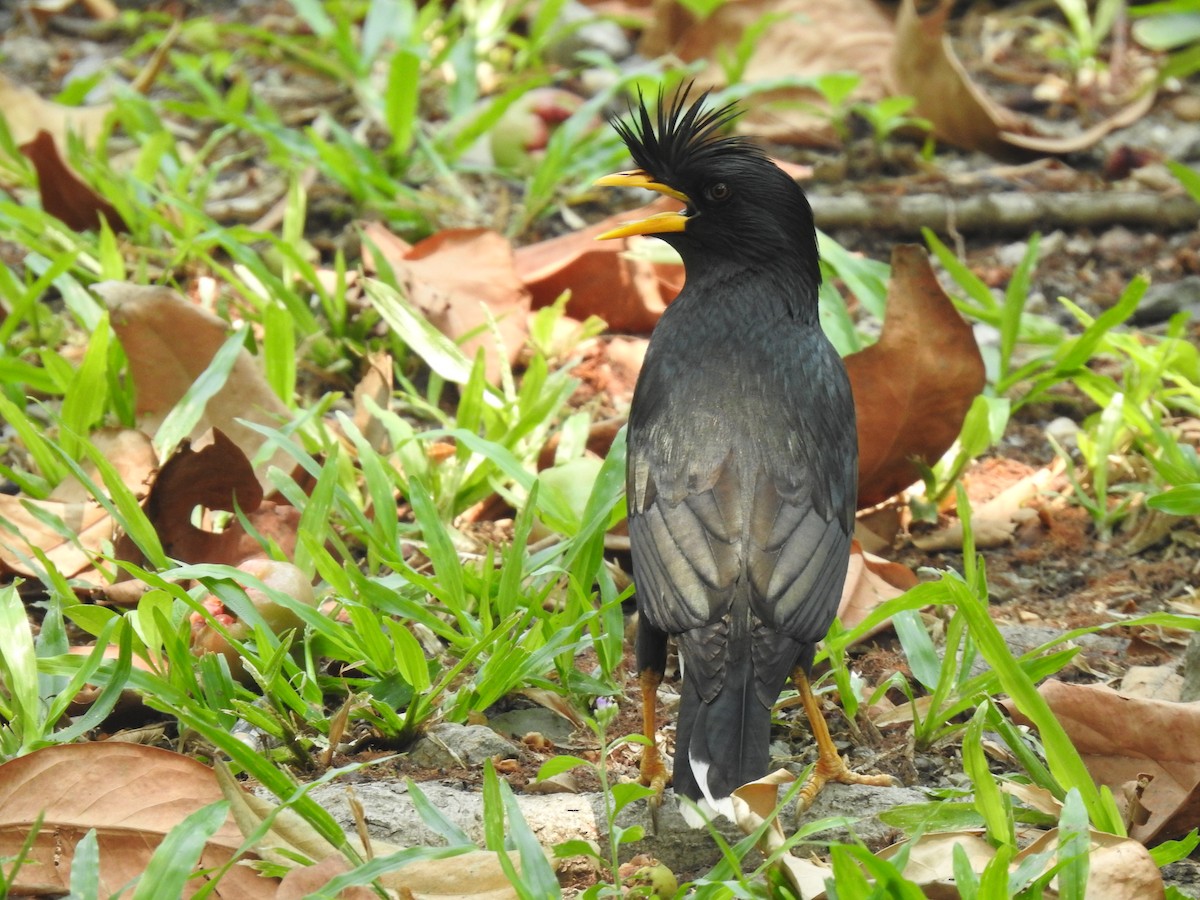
[879,831,994,893]
[878,826,1163,898]
[29,0,118,20]
[0,743,271,898]
[514,199,683,333]
[1019,827,1164,898]
[20,130,128,233]
[730,769,830,899]
[66,642,154,715]
[1121,665,1184,702]
[1001,781,1064,818]
[0,72,110,150]
[0,430,156,581]
[352,350,394,453]
[94,281,294,492]
[140,430,299,567]
[911,464,1057,551]
[837,539,919,634]
[275,856,376,899]
[891,0,1157,157]
[362,224,530,383]
[1007,680,1200,843]
[638,0,895,146]
[847,245,986,508]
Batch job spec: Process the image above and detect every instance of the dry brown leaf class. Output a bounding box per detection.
[878,826,1162,898]
[29,0,118,20]
[911,464,1057,550]
[730,769,830,899]
[0,429,156,580]
[891,0,1157,157]
[1007,680,1200,843]
[1001,781,1064,818]
[1121,665,1184,702]
[275,856,376,899]
[639,0,894,146]
[514,199,683,333]
[847,244,985,509]
[0,743,271,898]
[362,224,530,383]
[81,0,119,18]
[140,430,299,567]
[837,539,918,635]
[1019,827,1164,898]
[879,831,993,895]
[598,336,648,402]
[66,642,154,714]
[94,281,293,492]
[20,130,128,233]
[351,350,394,453]
[0,73,110,150]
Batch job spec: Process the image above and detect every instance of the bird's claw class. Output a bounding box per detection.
[639,744,671,833]
[797,752,897,813]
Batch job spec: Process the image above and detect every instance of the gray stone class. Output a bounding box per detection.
[787,783,927,851]
[1131,276,1200,326]
[488,707,576,746]
[407,723,519,769]
[302,776,922,877]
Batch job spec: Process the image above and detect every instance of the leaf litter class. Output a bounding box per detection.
[2,0,1200,895]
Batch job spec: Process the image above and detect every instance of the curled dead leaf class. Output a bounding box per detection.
[0,72,109,149]
[892,0,1158,157]
[137,430,300,569]
[0,430,156,581]
[730,769,831,899]
[95,281,294,492]
[911,464,1057,551]
[639,0,895,146]
[837,539,919,636]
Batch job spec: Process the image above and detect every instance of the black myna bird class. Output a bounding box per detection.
[596,92,892,822]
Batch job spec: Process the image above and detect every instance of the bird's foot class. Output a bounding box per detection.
[638,743,671,831]
[796,751,896,813]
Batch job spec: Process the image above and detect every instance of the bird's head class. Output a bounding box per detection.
[595,91,818,285]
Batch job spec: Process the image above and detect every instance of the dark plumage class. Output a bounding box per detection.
[597,91,887,821]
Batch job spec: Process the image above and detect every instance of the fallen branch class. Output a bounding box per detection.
[810,191,1200,235]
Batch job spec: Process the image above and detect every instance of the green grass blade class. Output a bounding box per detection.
[0,582,41,753]
[953,486,1125,835]
[130,801,230,900]
[154,325,249,459]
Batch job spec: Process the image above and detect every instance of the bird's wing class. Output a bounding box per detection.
[629,443,851,639]
[628,445,745,635]
[744,462,853,642]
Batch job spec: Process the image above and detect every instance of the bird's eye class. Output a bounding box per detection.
[706,182,731,202]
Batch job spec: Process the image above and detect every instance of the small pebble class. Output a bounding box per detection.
[1045,416,1080,448]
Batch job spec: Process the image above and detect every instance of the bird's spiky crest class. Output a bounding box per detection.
[613,88,761,185]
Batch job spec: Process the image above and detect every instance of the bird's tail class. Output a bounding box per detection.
[672,630,772,826]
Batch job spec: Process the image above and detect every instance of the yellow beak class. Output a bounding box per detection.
[594,169,690,240]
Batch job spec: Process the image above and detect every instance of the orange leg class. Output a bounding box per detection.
[794,669,895,811]
[637,667,670,809]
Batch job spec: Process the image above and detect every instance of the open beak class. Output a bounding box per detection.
[594,169,689,240]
